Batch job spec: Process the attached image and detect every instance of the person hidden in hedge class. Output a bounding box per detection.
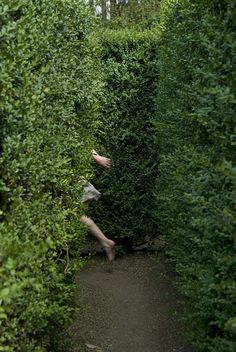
[80,150,115,262]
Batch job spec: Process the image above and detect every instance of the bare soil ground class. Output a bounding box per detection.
[69,253,194,352]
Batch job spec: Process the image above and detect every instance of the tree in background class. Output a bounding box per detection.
[101,0,108,20]
[110,0,160,28]
[88,0,161,28]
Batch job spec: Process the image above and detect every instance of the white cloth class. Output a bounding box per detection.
[80,178,101,203]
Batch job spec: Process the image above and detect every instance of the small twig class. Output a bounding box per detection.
[64,244,70,273]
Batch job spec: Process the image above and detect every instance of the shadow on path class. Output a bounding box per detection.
[70,253,193,352]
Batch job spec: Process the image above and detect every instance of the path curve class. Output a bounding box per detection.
[70,253,193,352]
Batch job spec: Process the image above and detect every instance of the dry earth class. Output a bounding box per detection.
[69,253,194,352]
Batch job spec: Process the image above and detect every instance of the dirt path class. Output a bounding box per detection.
[70,253,193,352]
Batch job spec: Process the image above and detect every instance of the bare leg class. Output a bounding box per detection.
[80,215,115,262]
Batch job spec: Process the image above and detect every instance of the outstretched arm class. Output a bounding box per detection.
[92,149,111,169]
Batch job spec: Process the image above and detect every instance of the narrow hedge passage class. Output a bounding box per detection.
[0,1,235,351]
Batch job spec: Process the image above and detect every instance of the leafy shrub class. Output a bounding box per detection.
[155,1,236,351]
[90,29,160,246]
[0,1,102,351]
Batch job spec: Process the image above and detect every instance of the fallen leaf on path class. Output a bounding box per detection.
[85,342,103,351]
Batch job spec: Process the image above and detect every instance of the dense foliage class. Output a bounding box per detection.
[106,0,161,29]
[90,29,160,246]
[0,1,102,350]
[155,0,236,350]
[1,0,235,351]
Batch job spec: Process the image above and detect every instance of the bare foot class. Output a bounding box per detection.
[104,240,116,262]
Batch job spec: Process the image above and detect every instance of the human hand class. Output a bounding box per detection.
[92,153,112,168]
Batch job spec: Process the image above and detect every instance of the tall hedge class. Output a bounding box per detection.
[156,1,236,351]
[0,1,102,351]
[90,29,160,245]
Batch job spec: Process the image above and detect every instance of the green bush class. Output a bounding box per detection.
[0,1,102,351]
[155,0,236,351]
[90,29,160,246]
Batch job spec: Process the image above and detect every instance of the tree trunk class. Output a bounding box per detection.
[101,0,107,21]
[89,0,94,12]
[110,0,117,19]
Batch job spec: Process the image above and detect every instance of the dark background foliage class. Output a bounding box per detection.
[89,29,160,247]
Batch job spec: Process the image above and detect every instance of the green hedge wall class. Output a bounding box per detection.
[90,29,160,246]
[0,1,102,351]
[156,1,236,351]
